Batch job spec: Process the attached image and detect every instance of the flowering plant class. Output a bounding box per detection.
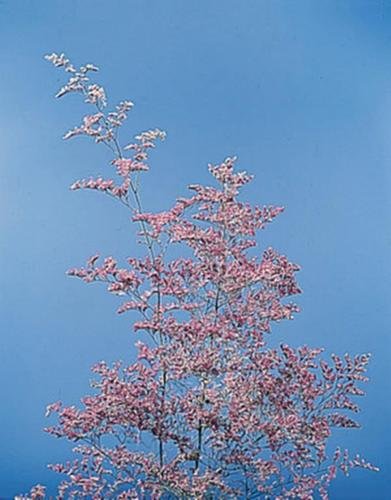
[22,53,377,499]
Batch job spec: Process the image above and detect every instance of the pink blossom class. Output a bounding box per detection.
[22,52,378,499]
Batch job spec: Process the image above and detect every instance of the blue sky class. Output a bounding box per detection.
[0,0,390,497]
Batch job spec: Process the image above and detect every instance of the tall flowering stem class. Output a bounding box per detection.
[21,53,377,499]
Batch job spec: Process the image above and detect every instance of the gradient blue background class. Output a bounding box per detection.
[0,1,390,498]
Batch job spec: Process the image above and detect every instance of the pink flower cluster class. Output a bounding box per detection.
[22,53,377,499]
[45,52,164,211]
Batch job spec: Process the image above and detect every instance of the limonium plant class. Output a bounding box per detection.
[21,53,377,499]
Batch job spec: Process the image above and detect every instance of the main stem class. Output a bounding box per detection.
[93,94,167,469]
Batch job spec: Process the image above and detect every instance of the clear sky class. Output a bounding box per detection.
[0,0,390,498]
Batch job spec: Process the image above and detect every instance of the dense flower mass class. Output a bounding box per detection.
[21,53,377,499]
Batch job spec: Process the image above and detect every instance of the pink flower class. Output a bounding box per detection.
[28,52,377,500]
